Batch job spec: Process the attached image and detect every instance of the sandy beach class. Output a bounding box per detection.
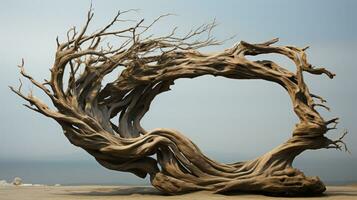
[0,185,356,200]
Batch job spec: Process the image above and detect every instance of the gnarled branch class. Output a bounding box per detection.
[11,10,347,196]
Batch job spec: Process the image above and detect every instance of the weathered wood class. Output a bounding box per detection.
[11,9,347,196]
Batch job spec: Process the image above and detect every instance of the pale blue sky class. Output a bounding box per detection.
[0,0,356,183]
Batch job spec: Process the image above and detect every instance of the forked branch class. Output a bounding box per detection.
[11,10,347,196]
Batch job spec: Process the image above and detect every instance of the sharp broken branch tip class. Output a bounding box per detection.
[311,94,327,103]
[302,46,310,51]
[18,78,23,92]
[332,130,350,154]
[17,58,25,68]
[325,117,339,125]
[313,103,330,111]
[267,37,279,45]
[56,36,60,47]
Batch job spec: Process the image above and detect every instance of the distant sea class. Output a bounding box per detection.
[0,159,356,186]
[0,160,150,185]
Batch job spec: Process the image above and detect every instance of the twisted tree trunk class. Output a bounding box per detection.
[11,9,347,196]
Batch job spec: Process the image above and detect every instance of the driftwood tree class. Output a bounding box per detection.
[11,9,347,195]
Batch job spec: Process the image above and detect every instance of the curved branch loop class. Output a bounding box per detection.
[11,10,346,196]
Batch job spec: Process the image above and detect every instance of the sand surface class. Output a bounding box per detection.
[1,185,357,200]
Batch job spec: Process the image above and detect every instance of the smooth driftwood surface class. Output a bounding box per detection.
[11,9,348,196]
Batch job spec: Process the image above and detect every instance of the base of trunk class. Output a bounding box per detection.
[151,167,326,196]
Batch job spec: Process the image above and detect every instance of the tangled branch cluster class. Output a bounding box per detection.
[11,9,348,195]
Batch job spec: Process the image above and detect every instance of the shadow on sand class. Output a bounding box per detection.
[324,189,357,197]
[63,186,357,198]
[66,186,165,196]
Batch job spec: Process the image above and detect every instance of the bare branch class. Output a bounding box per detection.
[326,130,350,153]
[11,9,344,196]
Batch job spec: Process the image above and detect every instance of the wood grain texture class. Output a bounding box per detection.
[11,9,348,196]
